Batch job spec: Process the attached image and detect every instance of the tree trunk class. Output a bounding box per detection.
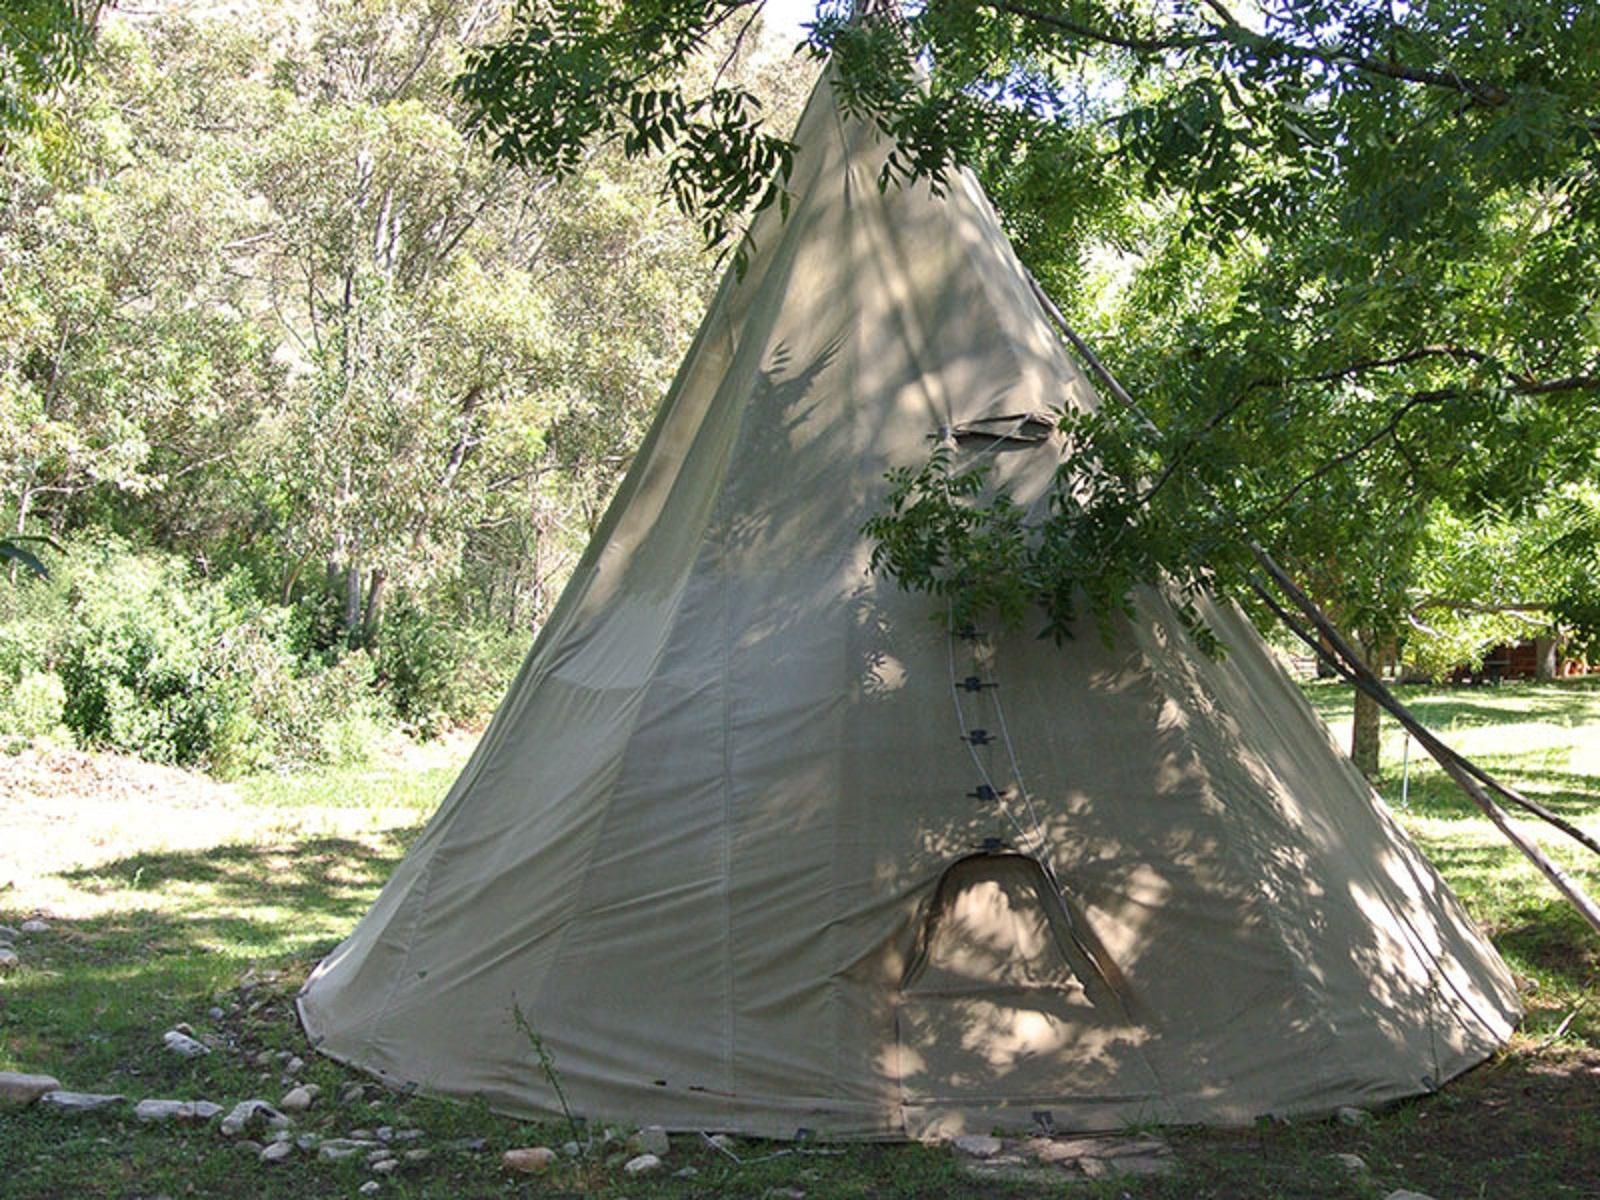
[344,544,363,647]
[1351,636,1382,781]
[361,566,387,646]
[1535,634,1558,681]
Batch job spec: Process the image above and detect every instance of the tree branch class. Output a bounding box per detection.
[982,1,1509,105]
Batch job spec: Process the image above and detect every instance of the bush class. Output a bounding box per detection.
[379,603,525,737]
[0,536,394,773]
[0,669,68,739]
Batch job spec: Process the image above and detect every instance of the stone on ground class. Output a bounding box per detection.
[134,1099,222,1123]
[0,1072,62,1106]
[1328,1152,1369,1175]
[623,1152,663,1176]
[359,1182,381,1196]
[627,1125,671,1156]
[39,1090,125,1114]
[162,1030,210,1058]
[259,1141,294,1164]
[502,1146,557,1173]
[963,1133,1175,1184]
[20,919,49,934]
[0,948,20,972]
[1384,1192,1438,1200]
[951,1134,1004,1159]
[1337,1106,1372,1127]
[220,1098,291,1136]
[319,1138,380,1162]
[279,1086,314,1112]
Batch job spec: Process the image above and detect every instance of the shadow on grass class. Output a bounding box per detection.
[1385,770,1599,821]
[3,827,421,1091]
[58,829,421,929]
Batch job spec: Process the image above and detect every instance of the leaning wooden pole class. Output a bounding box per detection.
[1025,274,1600,937]
[1249,566,1600,938]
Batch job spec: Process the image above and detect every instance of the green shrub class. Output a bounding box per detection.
[379,603,525,736]
[0,669,68,738]
[0,536,396,773]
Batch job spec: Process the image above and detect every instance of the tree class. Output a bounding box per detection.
[1,0,792,667]
[0,1,105,144]
[456,0,1600,776]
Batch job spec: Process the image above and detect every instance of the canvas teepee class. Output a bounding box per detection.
[298,69,1520,1139]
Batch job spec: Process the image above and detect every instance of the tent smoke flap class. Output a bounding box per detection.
[297,70,1520,1139]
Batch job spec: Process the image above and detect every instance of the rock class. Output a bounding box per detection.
[0,948,19,972]
[39,1091,126,1114]
[279,1086,314,1112]
[403,1149,431,1163]
[764,1189,806,1200]
[443,1137,487,1153]
[295,1134,321,1153]
[623,1153,663,1176]
[208,1006,224,1021]
[372,1159,399,1175]
[375,1125,394,1142]
[349,1128,375,1140]
[675,1166,701,1179]
[503,1147,557,1173]
[951,1134,1004,1159]
[706,1133,740,1154]
[390,1128,421,1142]
[220,1099,291,1136]
[627,1125,671,1157]
[134,1098,222,1123]
[0,925,18,941]
[283,1055,304,1076]
[20,919,49,934]
[319,1138,380,1162]
[260,1141,294,1165]
[235,1140,263,1155]
[0,1072,61,1106]
[1328,1152,1369,1175]
[1383,1192,1438,1200]
[337,1081,365,1104]
[561,1141,581,1157]
[1336,1106,1372,1128]
[162,1030,211,1058]
[359,1183,381,1196]
[252,1050,276,1068]
[366,1149,394,1166]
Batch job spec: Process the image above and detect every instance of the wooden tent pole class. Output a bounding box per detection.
[1024,273,1600,936]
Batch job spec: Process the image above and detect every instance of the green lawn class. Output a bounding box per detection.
[2,681,1597,1198]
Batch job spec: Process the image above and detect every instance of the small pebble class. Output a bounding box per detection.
[279,1086,314,1113]
[502,1147,557,1173]
[20,919,49,934]
[162,1030,211,1058]
[623,1153,662,1176]
[359,1183,381,1196]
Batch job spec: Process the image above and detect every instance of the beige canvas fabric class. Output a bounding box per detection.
[298,70,1521,1139]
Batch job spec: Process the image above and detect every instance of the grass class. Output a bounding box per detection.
[2,681,1598,1198]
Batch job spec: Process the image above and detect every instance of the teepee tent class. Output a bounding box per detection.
[298,68,1520,1139]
